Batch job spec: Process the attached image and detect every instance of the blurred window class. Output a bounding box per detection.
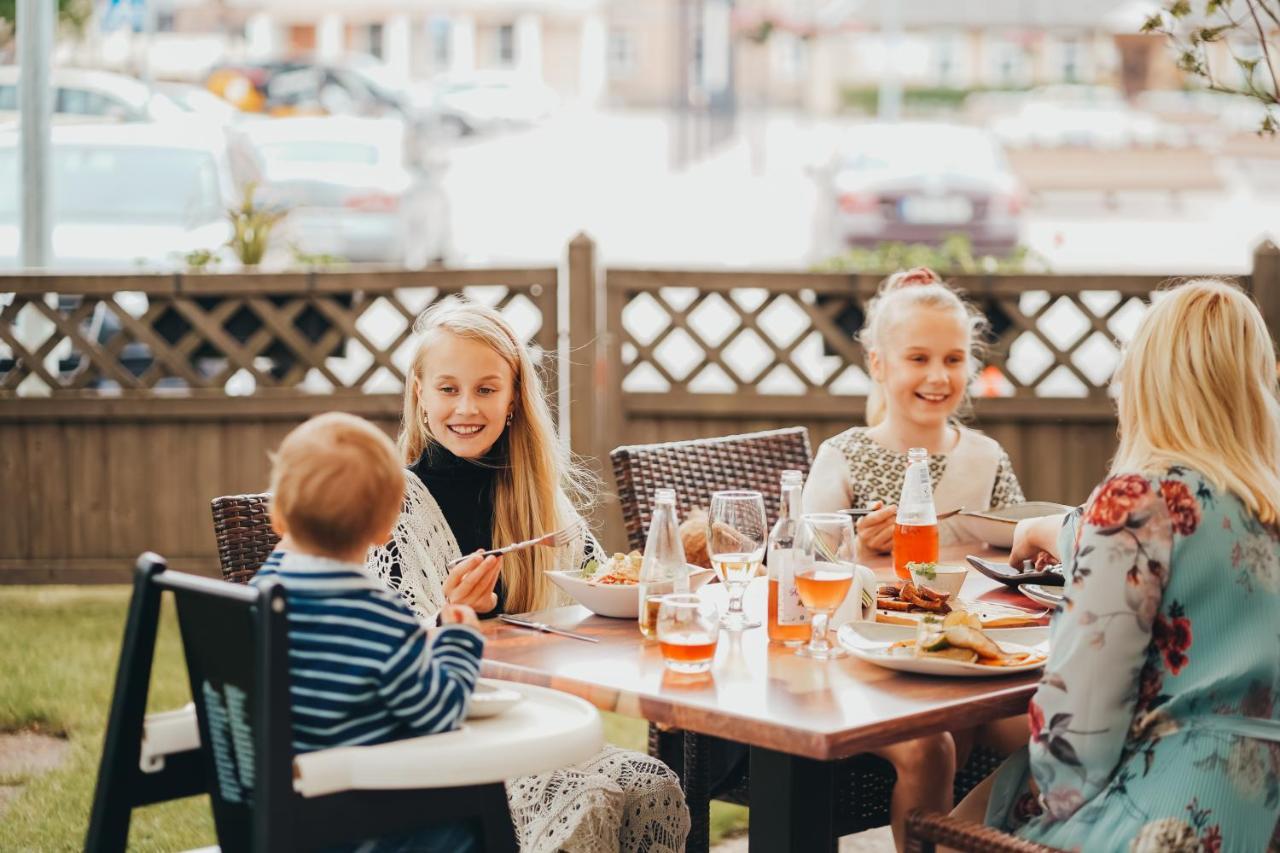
[367,23,385,60]
[0,146,223,223]
[770,32,804,81]
[430,18,452,67]
[258,141,381,166]
[0,84,15,110]
[608,28,636,78]
[1060,38,1080,83]
[497,23,516,66]
[58,87,130,119]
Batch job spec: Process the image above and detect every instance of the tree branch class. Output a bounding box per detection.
[1244,0,1280,101]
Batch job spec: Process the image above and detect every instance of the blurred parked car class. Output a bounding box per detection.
[153,81,244,126]
[237,116,450,267]
[0,123,238,270]
[825,123,1024,254]
[0,66,186,125]
[206,60,406,119]
[989,85,1177,149]
[409,71,559,136]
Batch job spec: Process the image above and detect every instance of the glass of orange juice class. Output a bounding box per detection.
[793,513,857,659]
[656,594,720,674]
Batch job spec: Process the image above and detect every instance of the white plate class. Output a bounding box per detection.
[838,626,1047,677]
[874,590,1047,628]
[955,502,1074,548]
[1020,584,1065,609]
[546,565,716,618]
[466,679,525,719]
[840,619,1049,649]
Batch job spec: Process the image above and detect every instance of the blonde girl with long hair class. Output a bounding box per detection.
[797,268,1028,851]
[803,266,1025,552]
[366,296,690,853]
[965,279,1280,850]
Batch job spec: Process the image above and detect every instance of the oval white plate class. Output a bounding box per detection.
[466,679,525,719]
[838,625,1047,677]
[840,620,1049,649]
[546,565,715,618]
[1020,584,1065,609]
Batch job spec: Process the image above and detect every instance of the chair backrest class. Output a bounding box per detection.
[610,427,813,551]
[211,493,279,584]
[159,561,293,851]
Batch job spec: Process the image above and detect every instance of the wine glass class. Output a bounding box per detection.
[707,490,766,631]
[656,594,720,674]
[793,513,857,659]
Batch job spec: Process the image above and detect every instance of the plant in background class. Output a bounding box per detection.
[289,244,347,270]
[182,248,222,273]
[226,182,287,268]
[815,234,1048,275]
[1142,0,1279,135]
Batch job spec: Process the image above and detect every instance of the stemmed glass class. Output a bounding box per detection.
[707,490,767,631]
[793,513,857,659]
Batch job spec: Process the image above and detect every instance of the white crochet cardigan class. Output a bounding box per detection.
[365,471,689,853]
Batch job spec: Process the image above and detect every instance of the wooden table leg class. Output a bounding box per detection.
[748,746,838,853]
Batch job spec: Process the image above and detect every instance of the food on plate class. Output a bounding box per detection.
[876,580,953,614]
[888,617,1046,667]
[581,551,643,586]
[680,509,711,569]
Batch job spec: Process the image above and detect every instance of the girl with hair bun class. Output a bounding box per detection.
[803,266,1025,553]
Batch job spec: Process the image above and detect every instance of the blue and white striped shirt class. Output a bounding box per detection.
[252,550,484,753]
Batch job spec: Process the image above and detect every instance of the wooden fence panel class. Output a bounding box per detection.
[0,268,558,582]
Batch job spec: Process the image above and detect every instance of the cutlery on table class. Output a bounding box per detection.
[447,521,584,569]
[497,614,599,643]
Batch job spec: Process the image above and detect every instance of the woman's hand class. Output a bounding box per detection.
[1009,514,1068,568]
[443,551,503,614]
[856,502,897,555]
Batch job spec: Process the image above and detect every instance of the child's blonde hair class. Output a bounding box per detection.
[859,267,987,427]
[400,296,592,612]
[270,412,405,556]
[1111,278,1280,526]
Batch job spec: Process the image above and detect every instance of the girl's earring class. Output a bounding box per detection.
[505,412,513,426]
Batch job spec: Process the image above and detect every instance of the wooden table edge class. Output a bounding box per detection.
[480,657,1037,761]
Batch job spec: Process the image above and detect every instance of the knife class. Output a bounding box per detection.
[498,614,600,643]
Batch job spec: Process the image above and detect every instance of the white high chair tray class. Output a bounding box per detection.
[141,680,603,797]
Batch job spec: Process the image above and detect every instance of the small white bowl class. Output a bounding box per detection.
[546,566,716,618]
[956,502,1074,548]
[908,564,968,601]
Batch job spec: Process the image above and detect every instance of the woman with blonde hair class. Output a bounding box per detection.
[963,278,1280,850]
[366,296,690,853]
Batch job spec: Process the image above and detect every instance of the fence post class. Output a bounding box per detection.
[1252,241,1280,350]
[567,233,601,468]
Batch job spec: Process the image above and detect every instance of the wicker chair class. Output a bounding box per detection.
[905,811,1065,852]
[610,427,1004,852]
[210,492,278,584]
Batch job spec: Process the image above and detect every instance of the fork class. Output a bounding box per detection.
[445,520,585,569]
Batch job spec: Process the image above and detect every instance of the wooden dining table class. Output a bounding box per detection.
[478,545,1049,851]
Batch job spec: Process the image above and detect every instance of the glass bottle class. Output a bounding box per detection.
[767,470,810,645]
[638,488,688,638]
[893,447,939,580]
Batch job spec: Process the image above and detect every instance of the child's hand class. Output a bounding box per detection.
[440,603,480,628]
[855,502,897,555]
[443,552,503,613]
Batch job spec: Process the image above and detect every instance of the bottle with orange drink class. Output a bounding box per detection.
[766,470,810,645]
[893,447,939,579]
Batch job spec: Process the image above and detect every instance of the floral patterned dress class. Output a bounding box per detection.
[985,466,1280,853]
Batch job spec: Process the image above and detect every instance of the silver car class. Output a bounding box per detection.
[238,116,451,267]
[826,123,1024,254]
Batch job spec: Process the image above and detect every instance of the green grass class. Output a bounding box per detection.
[0,586,747,850]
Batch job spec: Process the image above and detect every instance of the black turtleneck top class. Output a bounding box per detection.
[405,443,507,616]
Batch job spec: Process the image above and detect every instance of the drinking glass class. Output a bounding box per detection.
[656,594,720,674]
[707,490,767,631]
[793,513,857,659]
